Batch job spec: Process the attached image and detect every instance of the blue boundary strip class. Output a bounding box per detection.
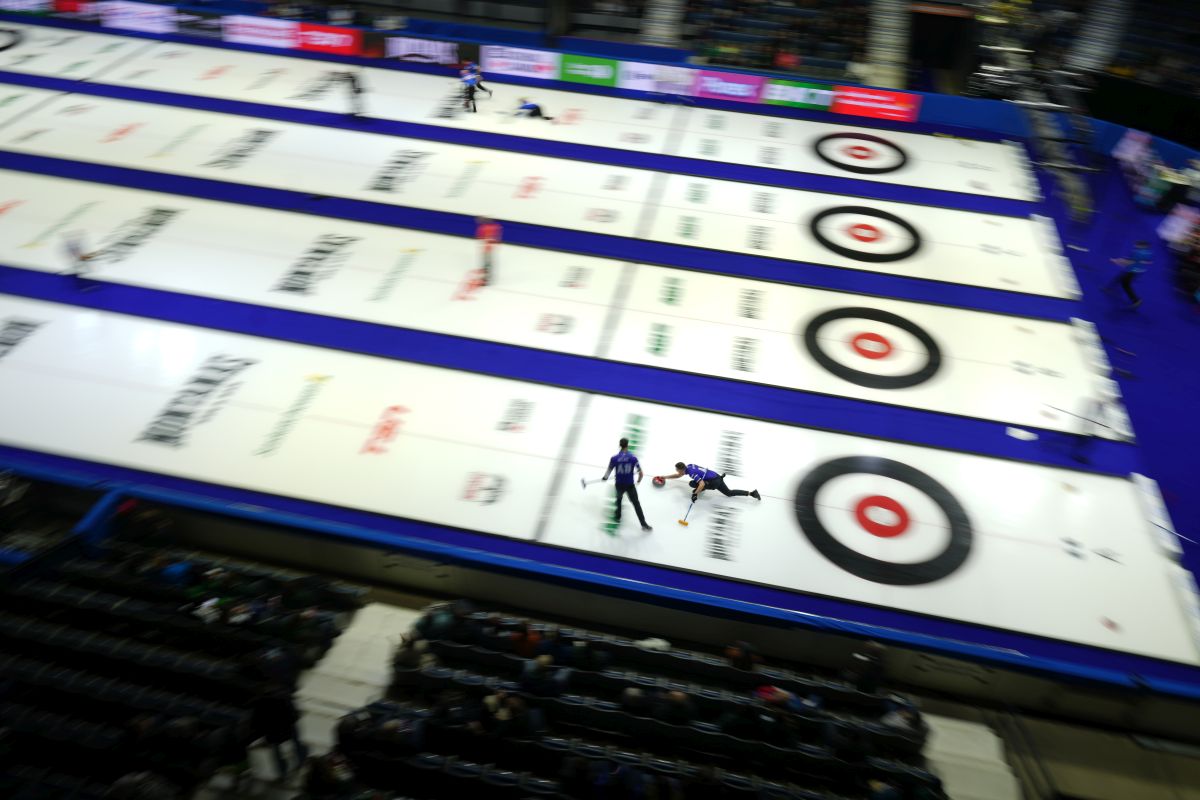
[2,444,1198,698]
[0,266,1139,475]
[0,149,1076,320]
[0,67,1035,218]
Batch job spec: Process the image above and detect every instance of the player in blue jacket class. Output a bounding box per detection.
[657,461,760,503]
[603,437,652,531]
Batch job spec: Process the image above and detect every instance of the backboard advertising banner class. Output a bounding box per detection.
[222,15,298,49]
[830,86,922,122]
[480,45,560,79]
[99,0,176,34]
[762,78,835,110]
[694,70,765,103]
[297,22,361,56]
[560,53,618,87]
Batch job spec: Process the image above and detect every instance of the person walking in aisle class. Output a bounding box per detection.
[603,437,652,531]
[1108,239,1152,308]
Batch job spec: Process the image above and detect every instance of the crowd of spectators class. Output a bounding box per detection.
[1103,0,1200,97]
[0,505,363,799]
[306,600,942,800]
[684,0,867,75]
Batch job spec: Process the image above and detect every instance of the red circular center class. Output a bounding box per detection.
[847,223,882,243]
[854,495,910,538]
[850,332,893,360]
[844,145,874,160]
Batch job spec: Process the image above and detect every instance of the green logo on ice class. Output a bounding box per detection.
[647,323,672,357]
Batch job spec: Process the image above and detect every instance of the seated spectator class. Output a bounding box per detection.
[392,635,433,670]
[755,706,797,748]
[652,690,697,725]
[105,772,181,800]
[755,684,822,713]
[431,690,482,727]
[845,640,886,693]
[725,640,762,672]
[868,778,903,800]
[568,638,608,670]
[521,654,570,697]
[492,694,545,739]
[510,621,543,658]
[620,687,652,717]
[535,626,571,662]
[304,750,361,798]
[717,705,761,740]
[824,720,873,761]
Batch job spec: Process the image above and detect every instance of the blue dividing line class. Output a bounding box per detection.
[1,441,1196,697]
[0,67,1036,217]
[0,148,1079,321]
[0,264,1141,476]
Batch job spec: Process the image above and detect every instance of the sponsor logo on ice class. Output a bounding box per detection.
[137,355,258,447]
[0,318,43,363]
[275,234,359,295]
[203,129,279,170]
[255,373,332,456]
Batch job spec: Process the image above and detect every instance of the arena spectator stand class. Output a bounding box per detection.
[0,509,366,798]
[683,0,866,78]
[314,601,944,800]
[0,470,98,567]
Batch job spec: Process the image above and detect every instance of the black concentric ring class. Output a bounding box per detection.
[803,307,941,390]
[0,29,24,53]
[813,132,908,175]
[794,456,972,585]
[809,206,922,263]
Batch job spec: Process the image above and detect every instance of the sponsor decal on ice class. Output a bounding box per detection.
[203,129,279,170]
[706,504,741,561]
[368,249,418,302]
[137,355,258,447]
[497,399,534,433]
[463,472,506,505]
[255,374,332,456]
[290,71,341,101]
[0,318,43,363]
[274,234,359,295]
[367,150,431,192]
[96,207,180,264]
[100,122,142,143]
[151,123,208,158]
[361,405,409,454]
[715,430,744,476]
[21,201,98,248]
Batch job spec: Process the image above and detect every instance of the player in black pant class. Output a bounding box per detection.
[657,462,760,502]
[603,437,652,531]
[463,81,477,114]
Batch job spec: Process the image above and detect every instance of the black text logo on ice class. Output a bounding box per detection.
[0,318,43,363]
[137,355,258,447]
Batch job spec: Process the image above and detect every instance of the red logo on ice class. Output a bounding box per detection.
[297,23,362,56]
[361,404,409,454]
